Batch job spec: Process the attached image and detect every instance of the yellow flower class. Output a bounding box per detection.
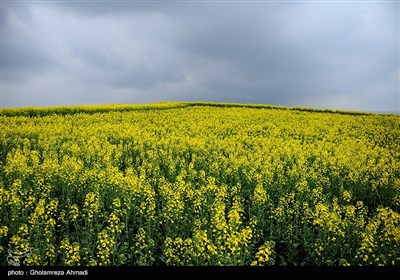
[60,239,81,266]
[96,230,116,265]
[342,190,352,203]
[253,184,268,205]
[251,241,275,266]
[69,204,79,222]
[0,226,9,237]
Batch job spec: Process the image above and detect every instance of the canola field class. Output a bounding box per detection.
[0,102,399,266]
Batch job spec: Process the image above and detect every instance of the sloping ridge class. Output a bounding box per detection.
[0,101,392,117]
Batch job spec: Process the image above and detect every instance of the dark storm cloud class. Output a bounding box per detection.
[172,2,398,109]
[1,1,399,112]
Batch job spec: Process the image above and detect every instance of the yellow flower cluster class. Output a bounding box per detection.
[164,237,194,265]
[132,228,155,265]
[251,241,276,266]
[193,229,218,261]
[108,212,123,234]
[83,192,100,221]
[60,239,81,266]
[356,207,400,265]
[0,226,8,244]
[313,202,345,239]
[253,183,268,206]
[0,102,399,265]
[96,230,115,266]
[69,204,79,223]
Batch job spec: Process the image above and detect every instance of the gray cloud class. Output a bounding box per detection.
[1,1,399,112]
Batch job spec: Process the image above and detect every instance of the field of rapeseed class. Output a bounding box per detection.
[0,102,399,266]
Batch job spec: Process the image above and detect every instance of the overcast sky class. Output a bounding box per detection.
[1,0,399,112]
